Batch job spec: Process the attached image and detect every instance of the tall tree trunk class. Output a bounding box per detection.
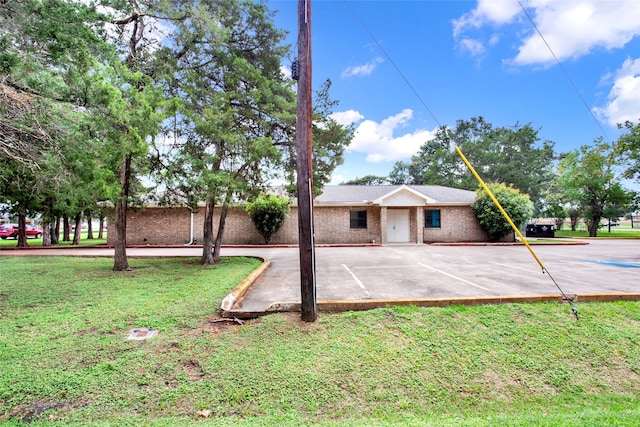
[201,196,216,265]
[86,211,94,239]
[17,209,28,248]
[42,219,51,246]
[213,190,233,264]
[588,217,600,237]
[98,213,104,239]
[42,204,51,246]
[72,212,82,245]
[201,151,223,265]
[63,216,71,241]
[51,217,60,245]
[114,153,132,271]
[588,203,603,237]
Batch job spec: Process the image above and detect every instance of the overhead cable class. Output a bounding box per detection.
[516,0,611,143]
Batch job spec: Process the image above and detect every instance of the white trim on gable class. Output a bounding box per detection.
[372,185,436,206]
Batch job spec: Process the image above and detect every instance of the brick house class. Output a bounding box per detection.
[107,184,505,245]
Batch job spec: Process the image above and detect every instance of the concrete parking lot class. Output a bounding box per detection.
[221,239,639,316]
[3,239,639,317]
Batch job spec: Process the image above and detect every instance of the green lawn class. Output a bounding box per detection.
[0,234,107,248]
[555,225,640,238]
[1,256,638,426]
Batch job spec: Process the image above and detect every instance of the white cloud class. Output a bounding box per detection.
[341,57,384,78]
[347,109,436,162]
[281,64,291,80]
[330,110,364,126]
[454,1,640,67]
[453,0,521,38]
[458,38,486,57]
[452,0,521,59]
[593,57,640,126]
[512,1,640,66]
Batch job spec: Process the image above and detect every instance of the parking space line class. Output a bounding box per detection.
[418,263,492,291]
[348,264,418,270]
[342,264,372,298]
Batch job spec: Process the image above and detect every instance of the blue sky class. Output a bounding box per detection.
[268,0,640,184]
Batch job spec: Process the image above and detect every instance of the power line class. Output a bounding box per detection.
[342,0,579,319]
[341,0,443,129]
[516,0,611,144]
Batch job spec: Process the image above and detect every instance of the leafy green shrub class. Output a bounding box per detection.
[472,183,533,241]
[246,194,291,244]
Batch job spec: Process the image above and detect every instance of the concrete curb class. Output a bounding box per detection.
[224,292,640,319]
[431,240,589,246]
[220,256,270,316]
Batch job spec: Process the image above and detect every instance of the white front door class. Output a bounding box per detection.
[387,209,410,243]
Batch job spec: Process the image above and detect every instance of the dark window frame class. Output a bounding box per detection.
[350,209,368,229]
[424,209,441,228]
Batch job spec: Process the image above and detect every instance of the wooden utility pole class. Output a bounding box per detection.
[296,0,317,322]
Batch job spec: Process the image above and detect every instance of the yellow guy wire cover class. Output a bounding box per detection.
[454,145,546,272]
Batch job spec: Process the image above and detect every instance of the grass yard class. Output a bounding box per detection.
[0,234,107,248]
[1,256,639,426]
[556,229,640,238]
[555,223,640,239]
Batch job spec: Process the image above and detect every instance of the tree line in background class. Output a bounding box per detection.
[344,117,640,238]
[3,1,639,257]
[0,0,353,267]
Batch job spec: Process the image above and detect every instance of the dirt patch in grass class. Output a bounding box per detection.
[76,327,99,336]
[201,313,260,334]
[280,311,328,333]
[478,370,518,402]
[179,359,204,381]
[8,399,90,424]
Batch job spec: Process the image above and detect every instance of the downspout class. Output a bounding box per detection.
[185,208,195,245]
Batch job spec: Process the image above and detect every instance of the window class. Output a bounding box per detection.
[350,210,367,229]
[424,209,441,228]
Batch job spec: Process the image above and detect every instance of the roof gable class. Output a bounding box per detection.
[315,185,476,206]
[373,185,435,206]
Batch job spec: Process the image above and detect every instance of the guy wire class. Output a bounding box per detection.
[343,0,580,320]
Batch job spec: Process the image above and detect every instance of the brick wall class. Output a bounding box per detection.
[123,206,192,245]
[422,205,507,243]
[313,206,381,244]
[107,206,296,246]
[107,204,501,245]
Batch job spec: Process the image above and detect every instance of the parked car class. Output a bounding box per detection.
[604,221,620,227]
[0,224,43,239]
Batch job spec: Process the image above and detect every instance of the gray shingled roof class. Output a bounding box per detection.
[136,185,476,207]
[315,185,476,205]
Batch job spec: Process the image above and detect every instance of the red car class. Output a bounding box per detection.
[0,224,43,239]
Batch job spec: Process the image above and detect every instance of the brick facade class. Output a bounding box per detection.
[313,206,381,244]
[107,203,500,245]
[422,205,489,243]
[108,205,298,246]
